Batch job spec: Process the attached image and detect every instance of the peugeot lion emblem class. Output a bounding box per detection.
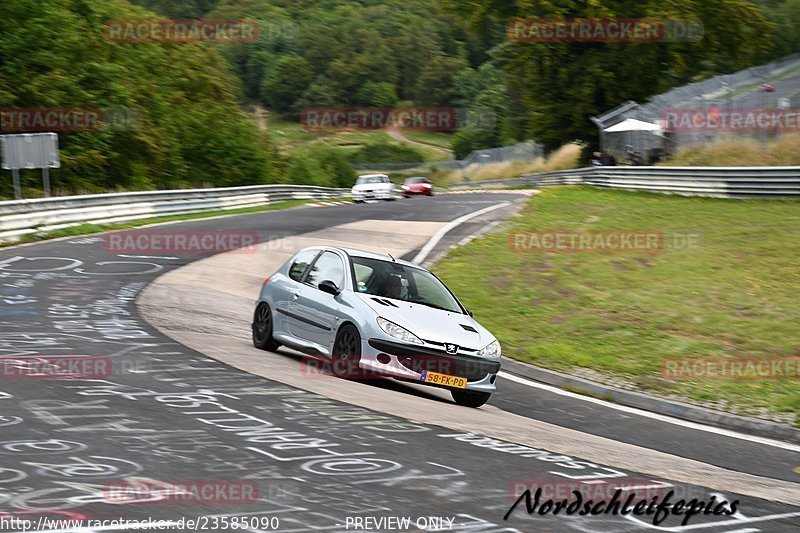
[445,344,458,355]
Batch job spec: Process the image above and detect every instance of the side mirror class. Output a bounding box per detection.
[319,280,340,296]
[466,309,474,317]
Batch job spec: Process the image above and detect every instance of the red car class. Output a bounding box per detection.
[401,177,433,197]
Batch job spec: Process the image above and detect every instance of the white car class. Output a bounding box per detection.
[351,174,395,202]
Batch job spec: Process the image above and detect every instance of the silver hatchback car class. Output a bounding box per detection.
[251,246,501,407]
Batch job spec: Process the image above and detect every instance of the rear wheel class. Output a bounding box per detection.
[331,324,362,378]
[451,389,491,408]
[252,303,281,351]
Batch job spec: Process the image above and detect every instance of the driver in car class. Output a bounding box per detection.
[383,275,402,300]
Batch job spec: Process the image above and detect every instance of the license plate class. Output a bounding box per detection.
[422,371,467,389]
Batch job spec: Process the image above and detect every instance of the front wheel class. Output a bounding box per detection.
[331,324,362,379]
[451,389,491,408]
[252,303,281,351]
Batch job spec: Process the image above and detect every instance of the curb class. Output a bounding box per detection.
[501,357,800,445]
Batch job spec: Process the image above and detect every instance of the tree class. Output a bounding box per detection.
[452,127,498,159]
[296,76,342,110]
[317,147,357,188]
[414,55,469,106]
[0,0,274,197]
[260,54,314,113]
[354,82,398,107]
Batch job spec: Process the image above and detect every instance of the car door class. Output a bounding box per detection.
[382,175,393,196]
[292,250,348,350]
[271,248,320,338]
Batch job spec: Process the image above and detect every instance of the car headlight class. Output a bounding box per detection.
[377,317,423,345]
[477,340,501,359]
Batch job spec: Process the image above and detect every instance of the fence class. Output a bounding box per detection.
[449,166,800,198]
[592,54,800,161]
[0,184,348,242]
[354,140,544,173]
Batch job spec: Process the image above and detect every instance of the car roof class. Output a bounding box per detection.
[357,174,389,178]
[325,246,422,270]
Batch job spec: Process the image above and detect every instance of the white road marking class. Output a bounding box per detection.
[458,220,501,246]
[499,371,800,452]
[412,202,511,264]
[622,510,800,531]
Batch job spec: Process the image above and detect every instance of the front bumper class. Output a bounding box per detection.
[362,338,500,393]
[352,189,393,201]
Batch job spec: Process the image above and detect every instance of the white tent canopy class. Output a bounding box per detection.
[604,118,661,133]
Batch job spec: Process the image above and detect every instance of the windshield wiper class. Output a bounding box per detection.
[411,300,455,312]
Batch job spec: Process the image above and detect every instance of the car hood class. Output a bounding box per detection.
[355,293,494,350]
[352,183,391,191]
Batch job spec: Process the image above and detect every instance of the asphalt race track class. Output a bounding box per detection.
[0,192,798,533]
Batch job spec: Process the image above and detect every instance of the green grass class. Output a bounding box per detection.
[1,198,340,248]
[400,130,454,150]
[268,116,395,151]
[265,115,450,162]
[434,187,800,423]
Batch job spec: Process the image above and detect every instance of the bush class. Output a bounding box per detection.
[316,147,357,188]
[284,147,357,188]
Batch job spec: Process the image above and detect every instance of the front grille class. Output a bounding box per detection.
[368,338,498,381]
[423,339,478,353]
[396,354,496,381]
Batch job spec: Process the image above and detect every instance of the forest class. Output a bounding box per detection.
[1,0,797,195]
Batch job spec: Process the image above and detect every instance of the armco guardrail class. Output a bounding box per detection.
[449,166,800,198]
[0,184,349,241]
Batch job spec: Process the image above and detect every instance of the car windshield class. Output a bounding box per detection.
[405,177,427,184]
[351,256,463,314]
[357,176,386,184]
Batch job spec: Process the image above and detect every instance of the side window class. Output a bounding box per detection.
[288,250,319,282]
[305,252,345,289]
[353,263,374,292]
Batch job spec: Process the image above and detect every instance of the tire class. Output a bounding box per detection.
[451,389,491,408]
[252,303,281,351]
[331,324,362,379]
